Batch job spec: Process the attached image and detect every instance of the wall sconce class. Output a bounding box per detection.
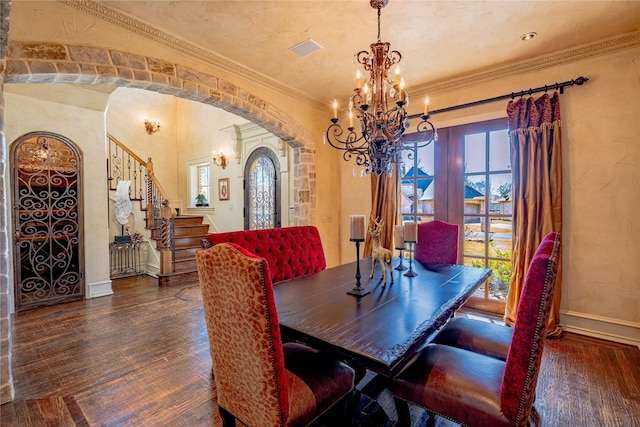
[144,118,161,135]
[212,151,227,169]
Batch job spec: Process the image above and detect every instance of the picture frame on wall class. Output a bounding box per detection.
[218,178,230,201]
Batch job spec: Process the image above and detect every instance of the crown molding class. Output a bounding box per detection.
[414,30,640,97]
[58,0,322,108]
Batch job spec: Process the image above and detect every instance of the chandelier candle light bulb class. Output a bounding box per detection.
[424,96,430,116]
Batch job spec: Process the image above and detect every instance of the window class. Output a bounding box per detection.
[401,117,511,313]
[398,138,435,225]
[462,128,512,307]
[188,160,210,207]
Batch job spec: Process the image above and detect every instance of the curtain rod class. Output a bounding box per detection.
[409,76,589,119]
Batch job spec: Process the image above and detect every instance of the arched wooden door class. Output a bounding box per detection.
[244,147,281,230]
[11,132,84,311]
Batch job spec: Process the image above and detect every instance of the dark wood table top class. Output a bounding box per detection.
[273,257,492,377]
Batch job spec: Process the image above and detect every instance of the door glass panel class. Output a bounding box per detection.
[462,124,512,307]
[399,141,435,223]
[464,132,486,173]
[249,156,276,229]
[463,216,486,258]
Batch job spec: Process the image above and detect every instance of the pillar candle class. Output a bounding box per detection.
[350,215,366,241]
[404,221,417,242]
[395,224,405,249]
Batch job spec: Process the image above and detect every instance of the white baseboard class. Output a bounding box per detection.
[87,279,113,298]
[561,310,640,348]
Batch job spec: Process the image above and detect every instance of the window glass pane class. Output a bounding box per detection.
[417,142,435,175]
[464,176,486,215]
[195,164,210,205]
[487,260,511,301]
[463,216,486,257]
[416,179,433,215]
[487,218,512,258]
[464,132,486,173]
[489,173,512,214]
[489,129,510,171]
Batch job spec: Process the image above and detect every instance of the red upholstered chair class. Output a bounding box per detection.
[196,243,355,426]
[430,231,560,361]
[414,220,459,265]
[393,232,560,427]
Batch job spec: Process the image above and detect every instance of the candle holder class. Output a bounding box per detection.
[404,241,418,277]
[394,248,407,270]
[347,238,370,297]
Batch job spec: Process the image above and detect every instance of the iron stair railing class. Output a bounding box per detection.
[107,133,175,274]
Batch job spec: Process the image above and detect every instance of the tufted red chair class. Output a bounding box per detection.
[393,232,560,426]
[196,243,355,427]
[414,220,459,265]
[430,231,560,361]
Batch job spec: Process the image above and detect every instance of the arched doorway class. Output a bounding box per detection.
[244,147,281,230]
[10,132,85,311]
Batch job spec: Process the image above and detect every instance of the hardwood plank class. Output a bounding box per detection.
[1,275,639,426]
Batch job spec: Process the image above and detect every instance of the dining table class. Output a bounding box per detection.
[273,256,492,380]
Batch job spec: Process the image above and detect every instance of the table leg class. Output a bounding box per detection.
[394,396,412,426]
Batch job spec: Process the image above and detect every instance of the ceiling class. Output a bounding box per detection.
[44,1,640,106]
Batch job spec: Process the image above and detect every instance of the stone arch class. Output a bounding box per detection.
[4,41,317,225]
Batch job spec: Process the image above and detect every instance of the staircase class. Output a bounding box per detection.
[156,215,209,286]
[107,133,209,287]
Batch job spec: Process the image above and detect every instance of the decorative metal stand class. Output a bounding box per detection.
[347,239,370,297]
[404,241,418,277]
[394,248,407,270]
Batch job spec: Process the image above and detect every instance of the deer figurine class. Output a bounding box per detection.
[368,216,394,287]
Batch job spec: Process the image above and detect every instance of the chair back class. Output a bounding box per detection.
[500,232,560,425]
[196,243,289,426]
[415,220,459,265]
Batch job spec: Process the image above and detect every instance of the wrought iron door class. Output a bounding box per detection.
[244,147,280,230]
[11,132,84,311]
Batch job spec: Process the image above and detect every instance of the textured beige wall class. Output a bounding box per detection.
[4,84,112,295]
[337,47,640,340]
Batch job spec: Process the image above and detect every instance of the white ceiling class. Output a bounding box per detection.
[74,1,640,105]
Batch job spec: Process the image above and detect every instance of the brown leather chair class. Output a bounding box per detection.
[393,232,560,426]
[196,243,355,426]
[430,231,560,361]
[414,220,459,265]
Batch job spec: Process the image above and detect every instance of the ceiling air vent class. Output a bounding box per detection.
[289,39,323,58]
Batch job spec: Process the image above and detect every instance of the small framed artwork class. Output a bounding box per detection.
[218,178,230,201]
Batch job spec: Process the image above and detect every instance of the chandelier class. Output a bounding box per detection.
[325,0,437,175]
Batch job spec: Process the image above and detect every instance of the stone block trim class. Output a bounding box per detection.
[4,41,317,225]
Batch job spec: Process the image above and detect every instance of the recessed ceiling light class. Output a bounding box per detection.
[289,39,323,58]
[521,32,537,41]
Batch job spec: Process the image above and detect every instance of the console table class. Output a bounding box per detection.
[109,241,148,278]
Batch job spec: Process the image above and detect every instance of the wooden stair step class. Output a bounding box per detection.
[173,224,210,237]
[174,215,206,226]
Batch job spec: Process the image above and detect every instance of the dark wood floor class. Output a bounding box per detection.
[2,275,639,426]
